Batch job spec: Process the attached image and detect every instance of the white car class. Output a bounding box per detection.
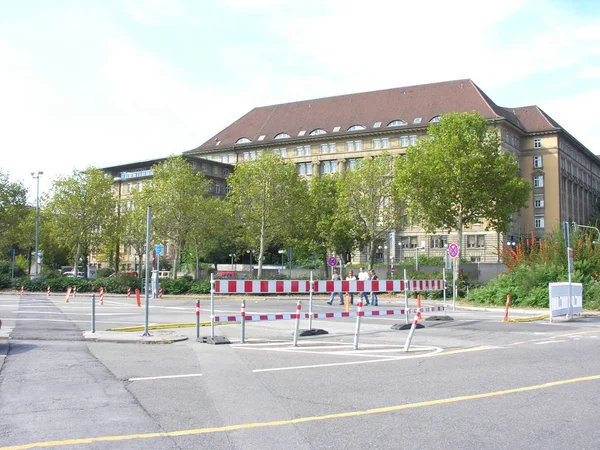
[63,270,85,278]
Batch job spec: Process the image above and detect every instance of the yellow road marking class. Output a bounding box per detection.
[3,374,599,450]
[438,345,498,355]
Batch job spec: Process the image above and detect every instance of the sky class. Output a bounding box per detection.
[1,0,599,201]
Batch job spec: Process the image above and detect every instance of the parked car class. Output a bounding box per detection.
[109,271,138,278]
[63,270,85,278]
[215,271,236,279]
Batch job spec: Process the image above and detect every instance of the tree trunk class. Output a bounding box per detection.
[73,242,81,279]
[172,245,179,280]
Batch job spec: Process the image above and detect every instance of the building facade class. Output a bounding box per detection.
[183,79,599,264]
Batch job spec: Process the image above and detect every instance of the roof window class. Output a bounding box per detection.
[235,137,251,144]
[348,125,366,131]
[310,129,327,136]
[388,120,407,127]
[258,135,266,141]
[274,133,290,139]
[413,118,422,124]
[298,130,306,136]
[373,122,382,128]
[333,126,341,132]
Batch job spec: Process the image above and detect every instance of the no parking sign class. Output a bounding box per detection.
[327,256,338,267]
[448,243,459,258]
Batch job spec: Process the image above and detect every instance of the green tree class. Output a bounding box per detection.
[226,153,308,278]
[120,190,150,278]
[45,168,115,277]
[338,153,397,269]
[393,112,531,274]
[146,156,209,279]
[0,170,29,259]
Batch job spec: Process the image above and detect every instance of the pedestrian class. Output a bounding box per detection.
[358,267,370,305]
[327,268,343,305]
[369,269,379,306]
[345,270,356,304]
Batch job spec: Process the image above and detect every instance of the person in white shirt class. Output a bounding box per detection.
[345,270,356,304]
[357,267,370,305]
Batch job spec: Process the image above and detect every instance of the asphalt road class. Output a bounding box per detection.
[1,292,599,449]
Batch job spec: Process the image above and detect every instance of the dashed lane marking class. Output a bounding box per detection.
[128,373,203,382]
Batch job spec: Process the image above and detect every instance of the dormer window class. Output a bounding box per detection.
[310,128,327,136]
[274,133,290,139]
[429,116,441,123]
[348,125,366,131]
[235,137,251,144]
[413,118,422,124]
[388,120,407,127]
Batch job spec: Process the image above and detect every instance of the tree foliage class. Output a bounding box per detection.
[144,156,209,279]
[338,153,397,268]
[226,153,308,278]
[45,168,114,276]
[0,170,29,258]
[393,112,531,273]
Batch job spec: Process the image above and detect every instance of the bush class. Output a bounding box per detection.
[188,280,211,294]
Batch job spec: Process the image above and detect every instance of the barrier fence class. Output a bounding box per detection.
[208,273,447,350]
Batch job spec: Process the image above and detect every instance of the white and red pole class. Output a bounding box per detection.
[293,301,302,347]
[126,287,131,298]
[403,306,422,352]
[72,285,76,297]
[99,287,104,305]
[20,285,24,296]
[158,287,163,299]
[353,300,364,350]
[240,300,246,344]
[46,285,51,297]
[195,300,200,340]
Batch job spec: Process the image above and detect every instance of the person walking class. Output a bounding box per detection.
[358,267,370,305]
[345,270,357,305]
[327,268,343,305]
[369,269,379,306]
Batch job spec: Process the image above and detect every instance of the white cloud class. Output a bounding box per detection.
[123,0,185,25]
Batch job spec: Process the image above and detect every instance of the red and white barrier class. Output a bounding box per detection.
[127,287,131,298]
[214,279,444,294]
[72,285,76,297]
[158,287,163,299]
[20,285,24,296]
[46,285,51,297]
[99,287,104,305]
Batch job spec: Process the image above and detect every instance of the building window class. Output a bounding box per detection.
[310,128,327,136]
[373,122,382,128]
[373,139,382,149]
[138,182,143,192]
[414,118,422,124]
[226,184,232,193]
[430,116,441,123]
[381,138,389,148]
[273,148,287,157]
[401,136,409,147]
[215,183,221,194]
[348,125,365,131]
[274,133,290,139]
[333,126,341,132]
[296,145,310,156]
[348,158,362,171]
[467,235,476,248]
[470,256,481,262]
[429,235,447,248]
[322,160,337,174]
[535,215,545,228]
[533,155,543,168]
[534,195,544,208]
[388,120,407,127]
[346,141,355,152]
[534,138,541,148]
[329,143,336,153]
[355,140,362,151]
[409,135,417,146]
[534,175,544,188]
[127,183,133,193]
[236,137,251,144]
[297,162,312,175]
[477,235,486,248]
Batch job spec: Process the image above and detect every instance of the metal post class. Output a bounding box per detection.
[142,206,151,337]
[404,268,409,324]
[11,248,15,280]
[309,271,314,330]
[31,171,42,278]
[91,293,96,333]
[415,247,419,271]
[195,300,200,340]
[452,258,456,311]
[442,267,447,315]
[353,301,363,350]
[210,273,215,338]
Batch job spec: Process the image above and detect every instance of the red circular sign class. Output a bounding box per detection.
[448,243,459,258]
[327,257,338,267]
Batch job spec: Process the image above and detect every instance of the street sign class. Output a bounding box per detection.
[448,243,459,258]
[155,244,163,255]
[327,256,338,267]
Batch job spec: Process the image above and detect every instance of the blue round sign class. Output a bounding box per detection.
[327,257,338,267]
[448,243,459,258]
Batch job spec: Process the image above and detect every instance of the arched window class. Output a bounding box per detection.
[387,120,407,127]
[347,125,366,131]
[274,133,290,139]
[309,128,327,136]
[236,137,251,144]
[429,116,441,123]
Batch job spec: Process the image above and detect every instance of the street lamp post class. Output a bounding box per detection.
[31,171,43,278]
[506,241,516,250]
[229,253,234,270]
[246,250,254,277]
[278,249,285,269]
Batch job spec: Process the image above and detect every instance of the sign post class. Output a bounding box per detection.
[448,244,459,311]
[327,256,338,279]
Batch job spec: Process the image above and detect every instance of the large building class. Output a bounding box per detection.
[184,79,599,264]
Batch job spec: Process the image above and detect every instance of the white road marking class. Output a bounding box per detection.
[128,373,203,382]
[535,340,567,345]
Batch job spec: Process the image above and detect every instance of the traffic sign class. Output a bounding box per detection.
[327,256,338,267]
[448,243,459,258]
[155,244,163,255]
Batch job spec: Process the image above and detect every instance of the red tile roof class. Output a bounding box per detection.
[187,79,562,153]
